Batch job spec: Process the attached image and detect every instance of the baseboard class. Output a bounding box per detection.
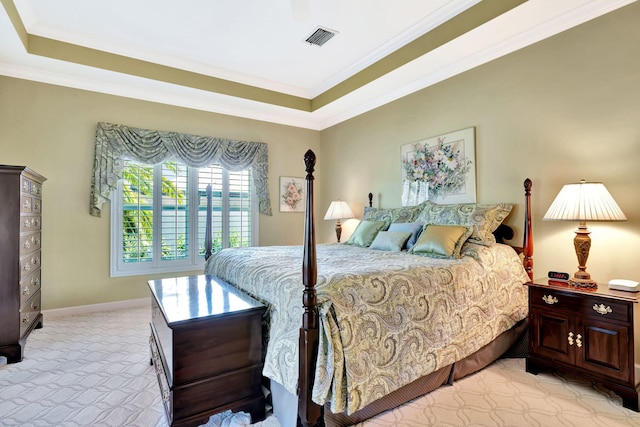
[43,297,151,320]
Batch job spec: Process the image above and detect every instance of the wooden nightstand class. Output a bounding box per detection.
[525,278,640,411]
[148,275,266,427]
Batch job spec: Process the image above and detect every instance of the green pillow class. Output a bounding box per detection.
[369,231,412,252]
[416,201,513,246]
[409,224,472,259]
[346,220,386,247]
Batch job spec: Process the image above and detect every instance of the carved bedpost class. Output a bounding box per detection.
[523,178,534,280]
[298,150,322,427]
[368,192,373,207]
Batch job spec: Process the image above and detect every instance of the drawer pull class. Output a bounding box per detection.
[593,304,612,315]
[23,286,30,296]
[568,332,574,345]
[576,334,582,348]
[542,295,558,305]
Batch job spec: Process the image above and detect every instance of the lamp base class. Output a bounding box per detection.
[569,277,598,290]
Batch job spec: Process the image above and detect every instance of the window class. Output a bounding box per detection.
[110,160,257,277]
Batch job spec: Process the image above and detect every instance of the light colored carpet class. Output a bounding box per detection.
[0,306,638,426]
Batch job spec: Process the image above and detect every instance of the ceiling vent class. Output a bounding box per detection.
[304,27,337,47]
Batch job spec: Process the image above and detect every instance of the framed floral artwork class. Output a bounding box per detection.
[400,127,476,205]
[279,176,305,212]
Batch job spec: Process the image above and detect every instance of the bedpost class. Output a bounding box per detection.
[205,184,212,260]
[368,192,373,207]
[298,150,322,427]
[523,178,534,279]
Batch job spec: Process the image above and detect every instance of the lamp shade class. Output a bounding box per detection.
[543,180,626,222]
[324,200,355,221]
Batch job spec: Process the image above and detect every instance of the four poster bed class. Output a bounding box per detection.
[204,150,534,427]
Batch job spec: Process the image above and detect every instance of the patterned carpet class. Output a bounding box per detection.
[0,306,638,426]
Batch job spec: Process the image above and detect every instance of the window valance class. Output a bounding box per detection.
[90,122,272,217]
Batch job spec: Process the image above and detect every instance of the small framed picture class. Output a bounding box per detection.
[279,176,305,212]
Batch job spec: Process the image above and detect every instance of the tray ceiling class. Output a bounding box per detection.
[0,0,634,130]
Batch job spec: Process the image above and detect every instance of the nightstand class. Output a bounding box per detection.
[525,278,640,411]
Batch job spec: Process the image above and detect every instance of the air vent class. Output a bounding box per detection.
[304,27,337,47]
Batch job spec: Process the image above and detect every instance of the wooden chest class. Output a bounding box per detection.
[148,274,266,427]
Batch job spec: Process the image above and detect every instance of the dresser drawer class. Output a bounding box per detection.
[150,330,172,420]
[20,291,41,337]
[20,270,42,307]
[20,232,42,254]
[20,250,41,281]
[20,215,42,233]
[21,176,31,194]
[30,181,42,197]
[20,196,41,214]
[21,196,33,213]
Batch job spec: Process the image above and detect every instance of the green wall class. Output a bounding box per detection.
[0,79,321,309]
[320,2,640,283]
[1,2,638,310]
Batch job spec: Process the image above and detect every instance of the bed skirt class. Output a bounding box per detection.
[323,318,528,427]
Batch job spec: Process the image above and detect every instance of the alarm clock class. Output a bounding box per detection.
[548,271,570,281]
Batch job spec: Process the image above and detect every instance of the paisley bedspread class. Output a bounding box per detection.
[204,243,529,414]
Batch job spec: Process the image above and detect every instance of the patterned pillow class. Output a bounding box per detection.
[369,231,412,252]
[415,201,513,246]
[345,220,386,247]
[409,224,473,259]
[363,205,423,230]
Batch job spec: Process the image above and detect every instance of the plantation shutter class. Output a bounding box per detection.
[160,163,189,261]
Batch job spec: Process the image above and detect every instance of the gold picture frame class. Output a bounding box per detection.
[279,176,305,212]
[400,127,476,205]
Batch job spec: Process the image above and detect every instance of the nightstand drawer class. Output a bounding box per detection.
[583,296,630,323]
[530,288,580,311]
[531,287,631,323]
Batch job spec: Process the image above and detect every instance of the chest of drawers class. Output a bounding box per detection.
[148,275,266,427]
[0,165,46,363]
[525,279,640,411]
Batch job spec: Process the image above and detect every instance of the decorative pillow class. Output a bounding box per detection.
[415,201,513,246]
[345,220,386,247]
[388,222,423,249]
[410,224,473,259]
[369,231,412,252]
[363,205,423,230]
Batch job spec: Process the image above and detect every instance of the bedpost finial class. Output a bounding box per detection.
[304,150,316,176]
[524,178,532,194]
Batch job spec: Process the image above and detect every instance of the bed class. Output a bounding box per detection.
[204,150,534,427]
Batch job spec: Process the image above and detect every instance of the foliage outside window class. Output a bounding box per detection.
[110,160,256,277]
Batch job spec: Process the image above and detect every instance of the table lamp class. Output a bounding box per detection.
[543,180,626,289]
[324,200,354,243]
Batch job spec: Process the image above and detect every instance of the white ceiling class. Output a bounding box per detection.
[0,0,635,130]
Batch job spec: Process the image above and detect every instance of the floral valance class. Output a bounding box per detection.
[90,122,272,217]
